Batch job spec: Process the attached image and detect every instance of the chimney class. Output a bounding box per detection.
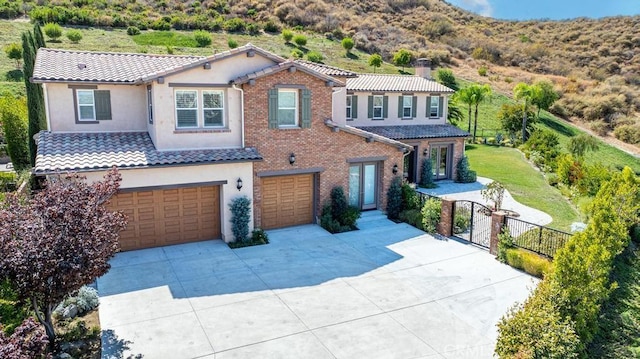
[415,58,432,79]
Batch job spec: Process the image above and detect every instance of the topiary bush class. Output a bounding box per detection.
[43,22,62,41]
[251,228,269,244]
[193,30,212,47]
[455,156,477,183]
[421,197,442,233]
[66,29,83,43]
[282,29,293,43]
[306,50,323,63]
[228,38,238,49]
[291,48,303,58]
[419,158,436,188]
[293,34,307,47]
[386,176,403,220]
[229,196,251,243]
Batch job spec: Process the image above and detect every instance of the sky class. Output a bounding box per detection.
[445,0,640,20]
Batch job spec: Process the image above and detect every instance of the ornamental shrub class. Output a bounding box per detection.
[321,186,360,233]
[223,17,246,33]
[193,30,212,47]
[291,48,303,59]
[306,50,323,63]
[292,34,307,47]
[227,38,238,49]
[400,183,420,211]
[251,229,269,244]
[419,158,435,188]
[455,156,477,183]
[43,23,62,41]
[421,197,442,233]
[497,227,514,263]
[435,68,458,91]
[386,176,403,220]
[341,37,354,53]
[127,26,141,36]
[0,97,30,171]
[229,196,251,243]
[282,29,293,43]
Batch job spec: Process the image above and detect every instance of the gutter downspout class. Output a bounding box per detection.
[232,84,245,148]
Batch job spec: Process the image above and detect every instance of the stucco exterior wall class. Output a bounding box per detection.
[346,92,448,126]
[45,83,147,132]
[80,162,255,242]
[242,69,406,228]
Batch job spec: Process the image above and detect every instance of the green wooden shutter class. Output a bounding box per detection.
[352,95,358,119]
[397,96,403,117]
[301,89,311,128]
[383,96,388,118]
[367,96,373,118]
[412,96,417,118]
[94,90,112,120]
[438,96,444,118]
[426,96,431,117]
[268,89,278,128]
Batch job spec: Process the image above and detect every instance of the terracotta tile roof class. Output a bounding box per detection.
[32,44,287,84]
[355,124,470,140]
[294,60,358,77]
[34,131,262,174]
[324,120,413,151]
[232,61,345,87]
[346,74,454,93]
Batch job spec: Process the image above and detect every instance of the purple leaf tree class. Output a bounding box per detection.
[0,318,51,359]
[0,168,127,349]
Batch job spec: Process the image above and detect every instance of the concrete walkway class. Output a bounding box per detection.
[418,177,552,226]
[98,211,536,359]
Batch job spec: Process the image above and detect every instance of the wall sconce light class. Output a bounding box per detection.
[423,148,429,156]
[157,76,165,84]
[392,164,399,175]
[236,178,243,191]
[203,62,211,70]
[289,153,296,165]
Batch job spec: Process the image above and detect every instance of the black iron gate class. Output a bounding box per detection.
[452,200,492,249]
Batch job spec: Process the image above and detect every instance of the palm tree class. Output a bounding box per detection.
[513,83,535,142]
[456,88,474,133]
[468,84,492,142]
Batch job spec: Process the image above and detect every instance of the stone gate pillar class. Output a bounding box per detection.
[490,211,507,256]
[437,199,455,237]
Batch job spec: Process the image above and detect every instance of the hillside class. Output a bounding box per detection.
[1,0,638,149]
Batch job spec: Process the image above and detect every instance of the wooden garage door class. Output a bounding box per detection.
[262,174,314,229]
[110,186,221,251]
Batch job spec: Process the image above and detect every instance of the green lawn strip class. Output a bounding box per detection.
[132,31,198,47]
[465,144,580,231]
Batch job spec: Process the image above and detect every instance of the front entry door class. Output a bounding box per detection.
[349,163,378,210]
[430,144,452,180]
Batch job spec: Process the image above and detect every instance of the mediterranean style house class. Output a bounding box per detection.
[32,44,467,251]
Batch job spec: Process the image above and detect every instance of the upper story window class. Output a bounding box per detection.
[147,85,153,124]
[175,89,225,129]
[373,95,384,119]
[268,88,312,129]
[277,90,298,127]
[203,91,224,127]
[402,95,413,118]
[73,88,111,123]
[346,95,352,120]
[429,96,440,118]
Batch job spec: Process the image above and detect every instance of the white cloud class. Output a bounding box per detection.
[461,0,494,17]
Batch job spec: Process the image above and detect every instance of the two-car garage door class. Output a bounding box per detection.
[261,174,314,229]
[109,185,221,251]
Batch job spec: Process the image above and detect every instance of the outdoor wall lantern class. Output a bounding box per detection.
[236,178,243,191]
[289,153,296,165]
[392,164,399,174]
[423,148,429,156]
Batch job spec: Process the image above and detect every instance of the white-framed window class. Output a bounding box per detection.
[402,95,413,118]
[77,90,96,121]
[430,96,440,118]
[277,89,298,127]
[147,85,153,124]
[373,95,384,119]
[203,90,224,127]
[175,90,198,128]
[346,95,353,120]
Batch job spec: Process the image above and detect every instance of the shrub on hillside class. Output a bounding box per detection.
[43,22,62,41]
[66,29,82,43]
[614,124,640,144]
[281,29,293,43]
[193,30,212,47]
[498,103,536,137]
[306,50,323,63]
[0,97,29,171]
[127,26,141,36]
[434,68,458,91]
[224,17,247,33]
[293,34,307,47]
[341,37,354,54]
[227,38,238,49]
[263,20,280,33]
[521,129,561,172]
[290,48,303,59]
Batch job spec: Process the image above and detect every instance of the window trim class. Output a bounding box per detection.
[429,96,440,118]
[277,89,299,128]
[202,90,225,128]
[175,90,199,129]
[147,85,153,124]
[402,95,413,119]
[76,89,96,122]
[372,95,384,120]
[346,94,353,120]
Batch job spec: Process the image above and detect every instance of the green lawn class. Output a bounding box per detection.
[465,144,581,231]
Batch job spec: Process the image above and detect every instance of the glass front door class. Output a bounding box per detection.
[430,144,452,180]
[349,163,378,210]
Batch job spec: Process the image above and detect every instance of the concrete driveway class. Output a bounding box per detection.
[97,211,536,359]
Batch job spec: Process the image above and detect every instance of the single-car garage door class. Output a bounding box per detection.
[261,174,314,229]
[110,185,221,251]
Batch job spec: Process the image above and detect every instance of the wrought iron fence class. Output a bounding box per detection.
[453,200,492,249]
[505,216,572,258]
[416,191,439,206]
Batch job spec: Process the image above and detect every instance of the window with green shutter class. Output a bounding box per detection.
[94,90,112,121]
[351,95,358,119]
[268,88,311,128]
[301,89,311,128]
[75,89,111,122]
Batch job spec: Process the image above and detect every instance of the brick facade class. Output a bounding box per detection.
[243,70,405,228]
[404,137,466,183]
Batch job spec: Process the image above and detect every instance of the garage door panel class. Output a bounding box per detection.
[261,174,313,229]
[110,185,221,251]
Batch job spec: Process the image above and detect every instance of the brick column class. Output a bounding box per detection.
[490,211,507,256]
[437,199,455,237]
